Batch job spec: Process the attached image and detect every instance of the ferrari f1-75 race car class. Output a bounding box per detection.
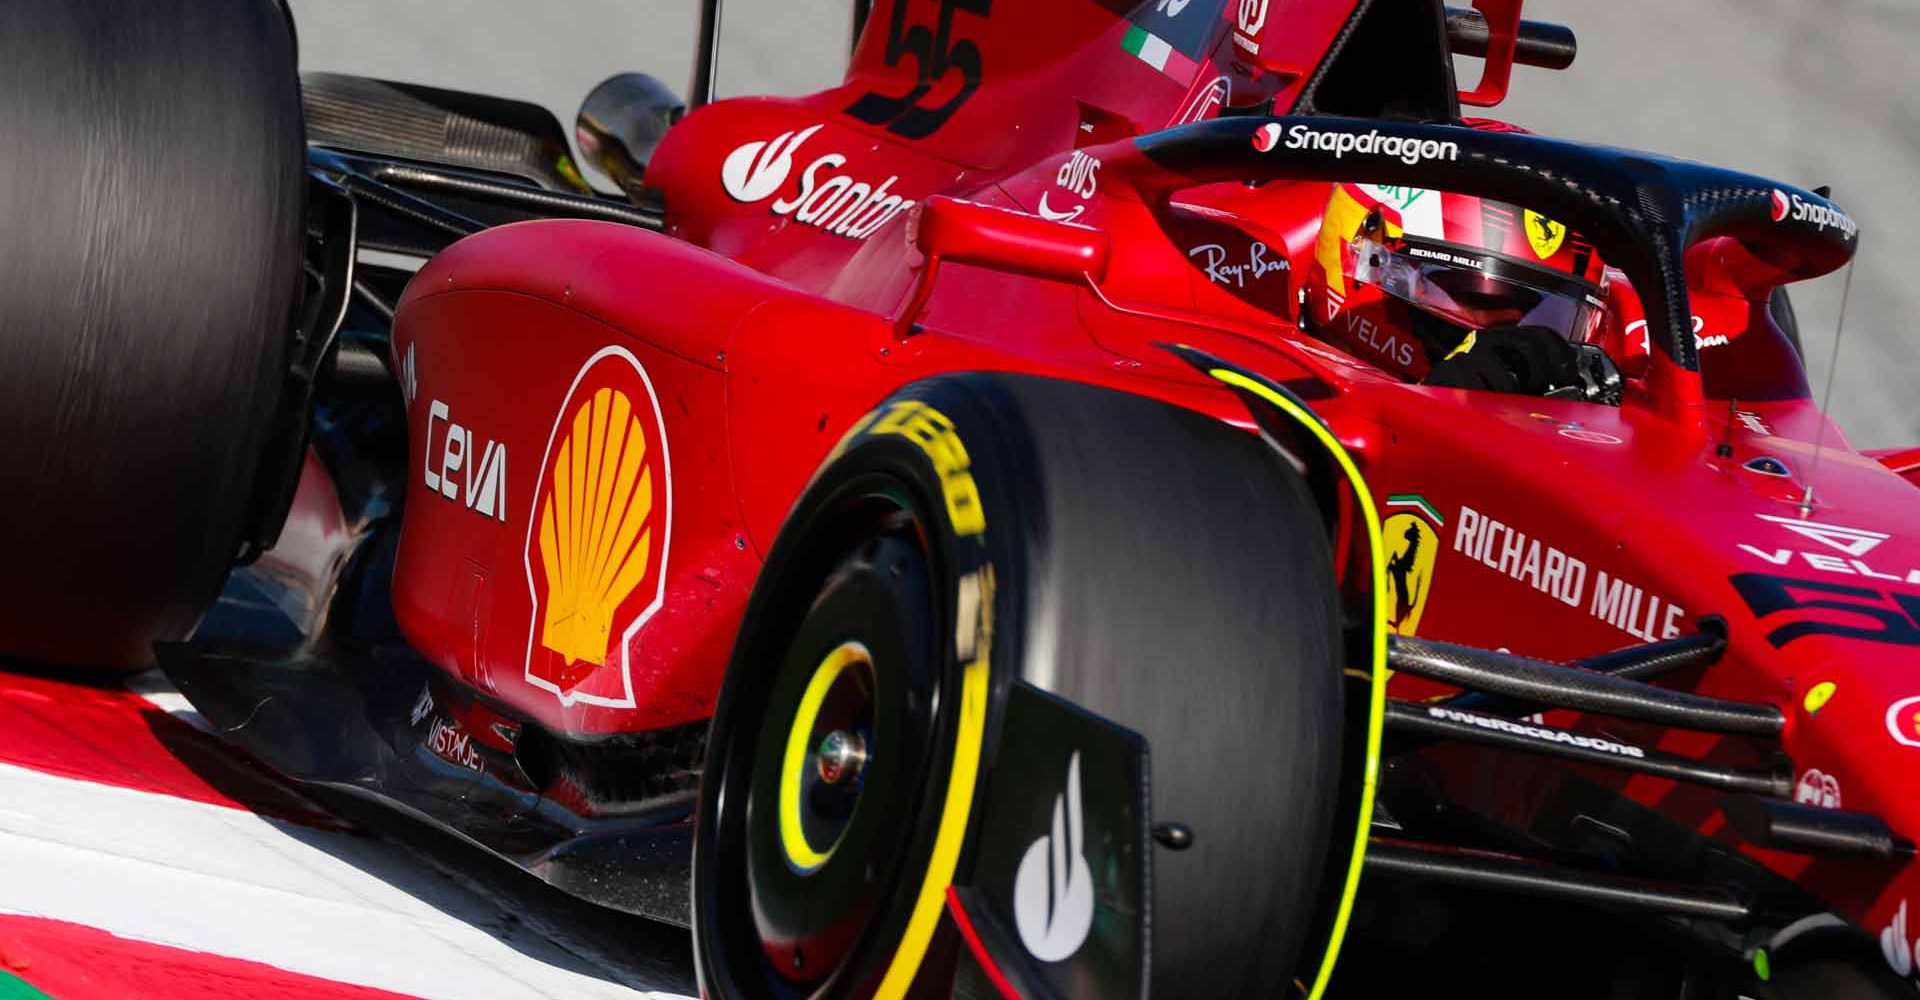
[2,0,1916,997]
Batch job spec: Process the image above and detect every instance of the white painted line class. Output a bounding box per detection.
[0,762,688,1000]
[124,669,211,732]
[359,248,430,273]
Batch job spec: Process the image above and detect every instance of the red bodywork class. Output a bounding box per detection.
[384,0,1920,969]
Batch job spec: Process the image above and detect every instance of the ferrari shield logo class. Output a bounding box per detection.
[1524,209,1566,260]
[522,346,672,708]
[1383,510,1439,635]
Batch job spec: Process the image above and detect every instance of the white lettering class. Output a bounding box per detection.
[1497,526,1525,576]
[1518,539,1542,590]
[425,400,448,493]
[1661,601,1685,639]
[1632,593,1666,642]
[1426,705,1647,759]
[1056,151,1100,200]
[834,176,896,235]
[439,424,465,500]
[1788,193,1858,239]
[1454,506,1481,557]
[1234,0,1268,51]
[1342,312,1415,367]
[1453,507,1675,632]
[428,718,484,772]
[1803,552,1853,574]
[1282,124,1461,166]
[794,176,857,224]
[1542,548,1566,596]
[1559,559,1587,607]
[774,153,843,215]
[1590,572,1626,627]
[1737,545,1794,565]
[1191,241,1288,288]
[467,441,507,521]
[722,125,917,241]
[1853,559,1903,581]
[424,397,508,523]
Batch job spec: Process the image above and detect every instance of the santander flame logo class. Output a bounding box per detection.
[1013,752,1094,963]
[721,124,822,203]
[717,123,918,240]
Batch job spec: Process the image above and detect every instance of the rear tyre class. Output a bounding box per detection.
[695,374,1346,999]
[0,0,306,668]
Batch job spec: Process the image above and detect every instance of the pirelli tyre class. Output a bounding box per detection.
[694,373,1349,1000]
[0,0,306,668]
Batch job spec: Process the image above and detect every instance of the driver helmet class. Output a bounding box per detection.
[1303,178,1612,384]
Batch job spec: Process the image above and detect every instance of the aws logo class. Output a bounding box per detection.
[522,347,673,708]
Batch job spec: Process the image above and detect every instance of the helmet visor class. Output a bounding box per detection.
[1353,235,1605,342]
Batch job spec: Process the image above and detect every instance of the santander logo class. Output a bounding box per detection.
[718,123,918,240]
[721,125,820,203]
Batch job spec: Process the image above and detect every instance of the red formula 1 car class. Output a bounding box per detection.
[3,0,1916,997]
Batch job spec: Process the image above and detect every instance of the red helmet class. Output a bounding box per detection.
[1304,181,1611,383]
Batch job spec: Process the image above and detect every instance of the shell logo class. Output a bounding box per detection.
[522,347,672,708]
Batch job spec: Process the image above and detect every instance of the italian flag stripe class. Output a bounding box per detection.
[1122,25,1196,78]
[1386,494,1445,526]
[1121,25,1170,70]
[0,970,55,1000]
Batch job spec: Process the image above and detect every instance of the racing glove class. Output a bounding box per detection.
[1423,324,1622,404]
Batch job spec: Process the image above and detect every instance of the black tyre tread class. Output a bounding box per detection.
[992,376,1343,997]
[0,0,304,667]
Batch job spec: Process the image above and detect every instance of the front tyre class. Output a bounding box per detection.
[695,374,1347,1000]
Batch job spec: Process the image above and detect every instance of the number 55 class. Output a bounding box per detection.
[846,0,993,139]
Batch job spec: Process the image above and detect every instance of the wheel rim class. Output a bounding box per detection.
[776,641,875,874]
[725,504,942,997]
